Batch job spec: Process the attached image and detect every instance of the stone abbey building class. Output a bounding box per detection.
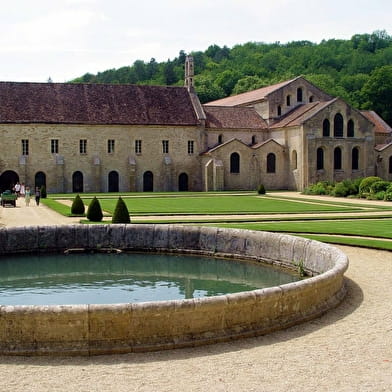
[0,56,391,193]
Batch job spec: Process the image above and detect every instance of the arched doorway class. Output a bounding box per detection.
[0,170,19,193]
[143,171,153,192]
[35,172,46,190]
[108,171,119,192]
[178,173,188,191]
[72,171,83,193]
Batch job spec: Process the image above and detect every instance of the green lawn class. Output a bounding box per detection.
[209,218,392,239]
[42,192,392,251]
[81,195,362,215]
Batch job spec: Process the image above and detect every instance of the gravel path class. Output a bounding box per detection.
[0,197,391,391]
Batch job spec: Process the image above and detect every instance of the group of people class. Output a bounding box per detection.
[12,182,41,206]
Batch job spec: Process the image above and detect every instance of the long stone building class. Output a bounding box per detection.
[0,56,391,193]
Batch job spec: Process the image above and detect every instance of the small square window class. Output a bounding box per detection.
[162,140,169,154]
[108,139,115,153]
[135,140,142,154]
[51,139,59,154]
[187,140,194,154]
[22,139,29,155]
[80,139,87,154]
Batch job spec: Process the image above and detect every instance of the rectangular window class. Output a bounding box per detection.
[21,139,29,156]
[135,139,142,154]
[51,139,59,154]
[162,140,169,154]
[187,140,194,154]
[79,139,87,154]
[107,139,115,153]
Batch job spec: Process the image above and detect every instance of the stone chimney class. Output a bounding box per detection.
[184,55,195,92]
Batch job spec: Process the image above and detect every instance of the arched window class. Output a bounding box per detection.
[72,171,83,193]
[317,148,324,170]
[218,134,223,144]
[297,87,303,102]
[178,173,188,191]
[334,147,342,170]
[251,135,256,145]
[35,171,46,189]
[230,152,240,173]
[286,95,291,106]
[334,113,344,137]
[292,150,297,170]
[277,105,282,116]
[352,147,359,170]
[143,171,153,192]
[347,119,355,137]
[267,153,276,173]
[323,119,330,137]
[309,96,314,103]
[389,156,392,174]
[108,171,119,192]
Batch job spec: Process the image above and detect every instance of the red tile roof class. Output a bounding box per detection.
[361,111,392,134]
[0,82,198,126]
[204,78,297,107]
[203,106,268,129]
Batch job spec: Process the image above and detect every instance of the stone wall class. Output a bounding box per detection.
[0,225,348,355]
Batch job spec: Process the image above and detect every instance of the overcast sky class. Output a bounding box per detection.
[1,0,391,83]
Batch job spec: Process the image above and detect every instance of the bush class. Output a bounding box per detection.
[303,181,334,195]
[370,180,390,194]
[71,194,85,215]
[332,181,350,197]
[359,176,382,197]
[257,184,266,195]
[87,196,103,222]
[40,185,47,198]
[112,197,131,223]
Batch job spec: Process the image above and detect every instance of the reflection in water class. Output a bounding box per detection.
[0,253,301,305]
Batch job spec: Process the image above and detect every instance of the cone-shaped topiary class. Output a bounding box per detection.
[112,197,131,223]
[71,194,85,215]
[40,185,47,198]
[87,196,103,222]
[257,184,266,195]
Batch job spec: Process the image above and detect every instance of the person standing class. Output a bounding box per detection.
[25,186,31,206]
[35,187,41,206]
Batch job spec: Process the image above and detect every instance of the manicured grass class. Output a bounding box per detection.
[81,195,361,215]
[208,218,392,239]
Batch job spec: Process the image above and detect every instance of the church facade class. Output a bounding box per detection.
[0,56,391,193]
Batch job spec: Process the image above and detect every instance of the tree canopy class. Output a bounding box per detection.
[71,30,392,124]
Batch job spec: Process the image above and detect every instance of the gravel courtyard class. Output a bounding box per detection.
[0,200,391,391]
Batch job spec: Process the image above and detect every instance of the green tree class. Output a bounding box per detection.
[87,197,103,222]
[112,197,131,223]
[71,194,85,215]
[361,65,392,124]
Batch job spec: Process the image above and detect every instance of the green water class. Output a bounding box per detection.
[0,253,300,305]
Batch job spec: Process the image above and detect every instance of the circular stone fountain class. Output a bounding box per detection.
[0,224,348,356]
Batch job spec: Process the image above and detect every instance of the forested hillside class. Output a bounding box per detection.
[72,31,392,124]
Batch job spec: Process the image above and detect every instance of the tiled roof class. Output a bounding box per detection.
[0,82,199,126]
[270,101,334,128]
[204,78,297,107]
[203,106,268,129]
[361,111,392,134]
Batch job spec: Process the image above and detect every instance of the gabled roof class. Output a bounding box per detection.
[205,77,299,107]
[203,105,268,129]
[203,137,249,154]
[251,138,284,149]
[361,111,392,134]
[270,100,335,128]
[375,142,392,152]
[0,82,199,126]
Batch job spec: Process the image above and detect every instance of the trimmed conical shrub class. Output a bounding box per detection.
[40,185,47,198]
[71,194,85,215]
[87,196,103,222]
[257,184,266,195]
[112,197,131,223]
